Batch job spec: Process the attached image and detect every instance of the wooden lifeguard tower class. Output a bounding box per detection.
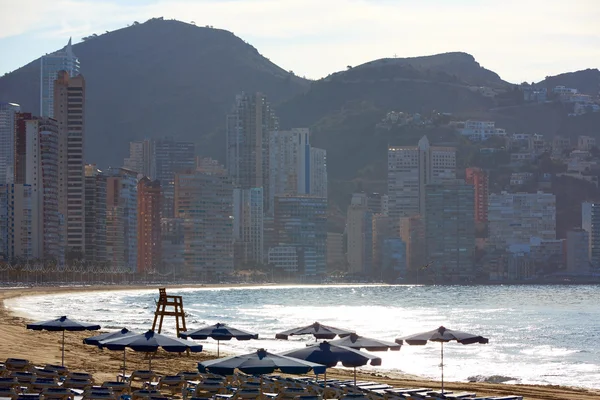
[151,288,187,336]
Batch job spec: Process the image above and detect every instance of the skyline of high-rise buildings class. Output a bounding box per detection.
[40,38,80,119]
[0,102,20,185]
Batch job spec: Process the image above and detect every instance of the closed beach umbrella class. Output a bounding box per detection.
[99,330,203,370]
[199,348,326,396]
[27,316,101,367]
[180,323,258,356]
[83,328,136,377]
[281,341,382,385]
[329,333,401,352]
[396,326,489,393]
[276,321,354,340]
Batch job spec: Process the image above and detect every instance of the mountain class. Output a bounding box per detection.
[0,18,309,167]
[537,68,600,95]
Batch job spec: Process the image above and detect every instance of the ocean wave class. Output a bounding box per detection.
[468,375,520,384]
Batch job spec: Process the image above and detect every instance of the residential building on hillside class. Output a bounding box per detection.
[154,138,195,218]
[578,136,596,151]
[274,195,327,277]
[459,120,506,141]
[488,192,556,249]
[106,168,138,270]
[465,167,488,224]
[388,136,456,225]
[14,114,63,263]
[424,181,475,283]
[40,38,80,118]
[346,193,373,276]
[174,169,234,279]
[84,165,106,263]
[54,70,86,258]
[137,178,162,273]
[0,184,32,261]
[0,102,20,184]
[124,139,155,178]
[226,92,278,211]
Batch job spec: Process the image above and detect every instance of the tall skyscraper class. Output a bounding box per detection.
[0,102,20,184]
[84,165,106,264]
[174,169,234,279]
[54,70,86,257]
[226,92,278,210]
[268,128,311,212]
[106,168,138,270]
[154,138,195,218]
[274,195,327,277]
[40,38,80,118]
[566,228,589,274]
[465,167,489,224]
[388,136,456,222]
[0,183,32,261]
[233,187,264,267]
[137,177,162,273]
[124,139,155,178]
[424,181,475,283]
[346,193,373,275]
[14,113,62,262]
[310,147,328,199]
[399,215,425,276]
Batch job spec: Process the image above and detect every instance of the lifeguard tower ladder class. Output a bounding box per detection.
[151,288,187,336]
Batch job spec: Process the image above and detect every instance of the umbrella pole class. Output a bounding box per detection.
[441,342,444,394]
[149,353,152,371]
[353,367,356,386]
[260,375,263,399]
[123,349,127,379]
[61,330,65,367]
[217,340,220,357]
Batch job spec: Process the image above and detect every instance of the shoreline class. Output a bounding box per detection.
[1,284,599,400]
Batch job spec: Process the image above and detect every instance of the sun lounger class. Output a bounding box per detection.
[0,387,18,400]
[82,391,116,400]
[131,389,161,400]
[16,394,41,400]
[193,381,227,397]
[101,381,129,396]
[5,360,30,373]
[0,365,6,377]
[178,372,202,381]
[45,366,69,377]
[41,387,74,400]
[31,378,60,391]
[0,379,19,390]
[29,367,59,380]
[63,379,93,391]
[155,375,185,395]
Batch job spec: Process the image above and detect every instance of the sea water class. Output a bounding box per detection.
[7,284,600,389]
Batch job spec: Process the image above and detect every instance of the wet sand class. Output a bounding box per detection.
[0,285,598,399]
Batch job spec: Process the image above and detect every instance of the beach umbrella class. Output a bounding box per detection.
[83,328,136,377]
[99,330,203,370]
[395,326,489,393]
[27,316,101,367]
[329,333,402,351]
[199,348,326,395]
[179,323,258,357]
[276,321,354,340]
[281,341,382,385]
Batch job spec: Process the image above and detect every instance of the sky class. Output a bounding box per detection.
[0,0,599,83]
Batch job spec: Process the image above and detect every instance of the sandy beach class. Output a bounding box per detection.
[1,284,599,400]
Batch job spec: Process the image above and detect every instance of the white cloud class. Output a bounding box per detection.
[0,0,599,82]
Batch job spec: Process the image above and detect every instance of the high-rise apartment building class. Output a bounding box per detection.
[54,71,86,257]
[582,202,600,269]
[274,195,327,277]
[137,177,162,273]
[346,193,373,275]
[424,181,475,283]
[106,168,138,270]
[124,139,155,178]
[84,165,106,264]
[488,192,556,248]
[226,92,278,210]
[566,228,590,274]
[372,213,393,273]
[268,128,311,212]
[0,102,20,184]
[0,184,32,261]
[174,169,234,279]
[326,232,345,267]
[233,187,264,267]
[310,147,328,199]
[465,167,489,224]
[40,38,80,118]
[154,138,195,218]
[399,215,425,276]
[388,136,456,222]
[14,114,62,262]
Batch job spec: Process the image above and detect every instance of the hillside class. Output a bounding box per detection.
[537,68,600,95]
[0,18,309,167]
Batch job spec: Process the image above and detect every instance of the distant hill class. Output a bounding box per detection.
[0,18,309,167]
[537,68,600,95]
